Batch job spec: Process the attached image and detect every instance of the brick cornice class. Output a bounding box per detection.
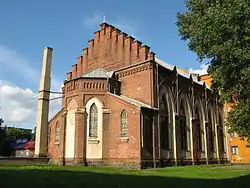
[61,110,67,117]
[116,62,153,78]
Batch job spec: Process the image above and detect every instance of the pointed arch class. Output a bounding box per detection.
[193,97,205,158]
[179,100,188,150]
[207,105,215,153]
[194,97,205,152]
[89,103,98,137]
[120,110,128,137]
[65,98,78,158]
[218,112,225,153]
[85,97,104,159]
[178,92,192,152]
[67,98,78,111]
[159,85,174,151]
[159,93,170,150]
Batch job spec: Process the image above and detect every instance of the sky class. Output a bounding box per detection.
[0,0,207,129]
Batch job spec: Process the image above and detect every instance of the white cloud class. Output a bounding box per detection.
[0,45,63,129]
[0,81,36,124]
[83,14,140,39]
[188,64,209,75]
[0,80,62,129]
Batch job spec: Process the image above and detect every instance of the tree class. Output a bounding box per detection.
[0,118,6,154]
[177,0,250,138]
[5,127,32,141]
[0,118,3,126]
[32,126,36,141]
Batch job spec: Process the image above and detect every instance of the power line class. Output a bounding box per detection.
[37,90,63,94]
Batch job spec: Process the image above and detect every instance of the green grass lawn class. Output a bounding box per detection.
[0,164,250,188]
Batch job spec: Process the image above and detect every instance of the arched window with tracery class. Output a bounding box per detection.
[160,95,170,150]
[208,111,214,152]
[48,126,51,143]
[179,102,187,150]
[121,110,128,137]
[55,122,60,143]
[194,109,202,152]
[218,115,225,152]
[89,103,98,137]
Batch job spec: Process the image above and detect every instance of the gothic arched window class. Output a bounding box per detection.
[194,109,202,152]
[55,122,60,143]
[48,126,51,143]
[218,115,225,152]
[89,103,98,137]
[160,95,170,150]
[180,102,187,150]
[121,110,128,137]
[208,111,214,152]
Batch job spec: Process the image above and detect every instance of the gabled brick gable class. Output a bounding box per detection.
[66,22,155,80]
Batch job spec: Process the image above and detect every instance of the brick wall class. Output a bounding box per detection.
[48,109,64,162]
[48,89,143,166]
[105,93,141,163]
[66,23,155,80]
[116,61,155,106]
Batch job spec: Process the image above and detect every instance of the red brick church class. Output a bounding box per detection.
[48,22,229,168]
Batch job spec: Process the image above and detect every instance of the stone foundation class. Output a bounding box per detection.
[49,158,142,169]
[48,157,230,169]
[0,157,49,165]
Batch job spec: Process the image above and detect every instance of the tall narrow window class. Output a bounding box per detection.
[179,103,187,150]
[219,116,225,152]
[89,103,98,137]
[55,122,60,143]
[195,110,202,152]
[208,111,214,152]
[121,110,128,137]
[48,126,51,143]
[160,95,170,150]
[143,115,153,154]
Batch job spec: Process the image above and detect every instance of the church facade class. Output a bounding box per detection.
[48,22,229,168]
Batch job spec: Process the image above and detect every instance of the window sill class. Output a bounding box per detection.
[119,137,129,143]
[88,139,100,144]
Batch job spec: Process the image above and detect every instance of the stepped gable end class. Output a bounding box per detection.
[67,22,155,80]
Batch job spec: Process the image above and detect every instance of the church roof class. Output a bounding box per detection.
[155,57,211,89]
[81,68,114,78]
[108,92,157,110]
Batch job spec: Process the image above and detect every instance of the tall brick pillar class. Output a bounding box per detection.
[74,108,87,164]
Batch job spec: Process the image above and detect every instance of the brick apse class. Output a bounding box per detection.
[48,22,229,169]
